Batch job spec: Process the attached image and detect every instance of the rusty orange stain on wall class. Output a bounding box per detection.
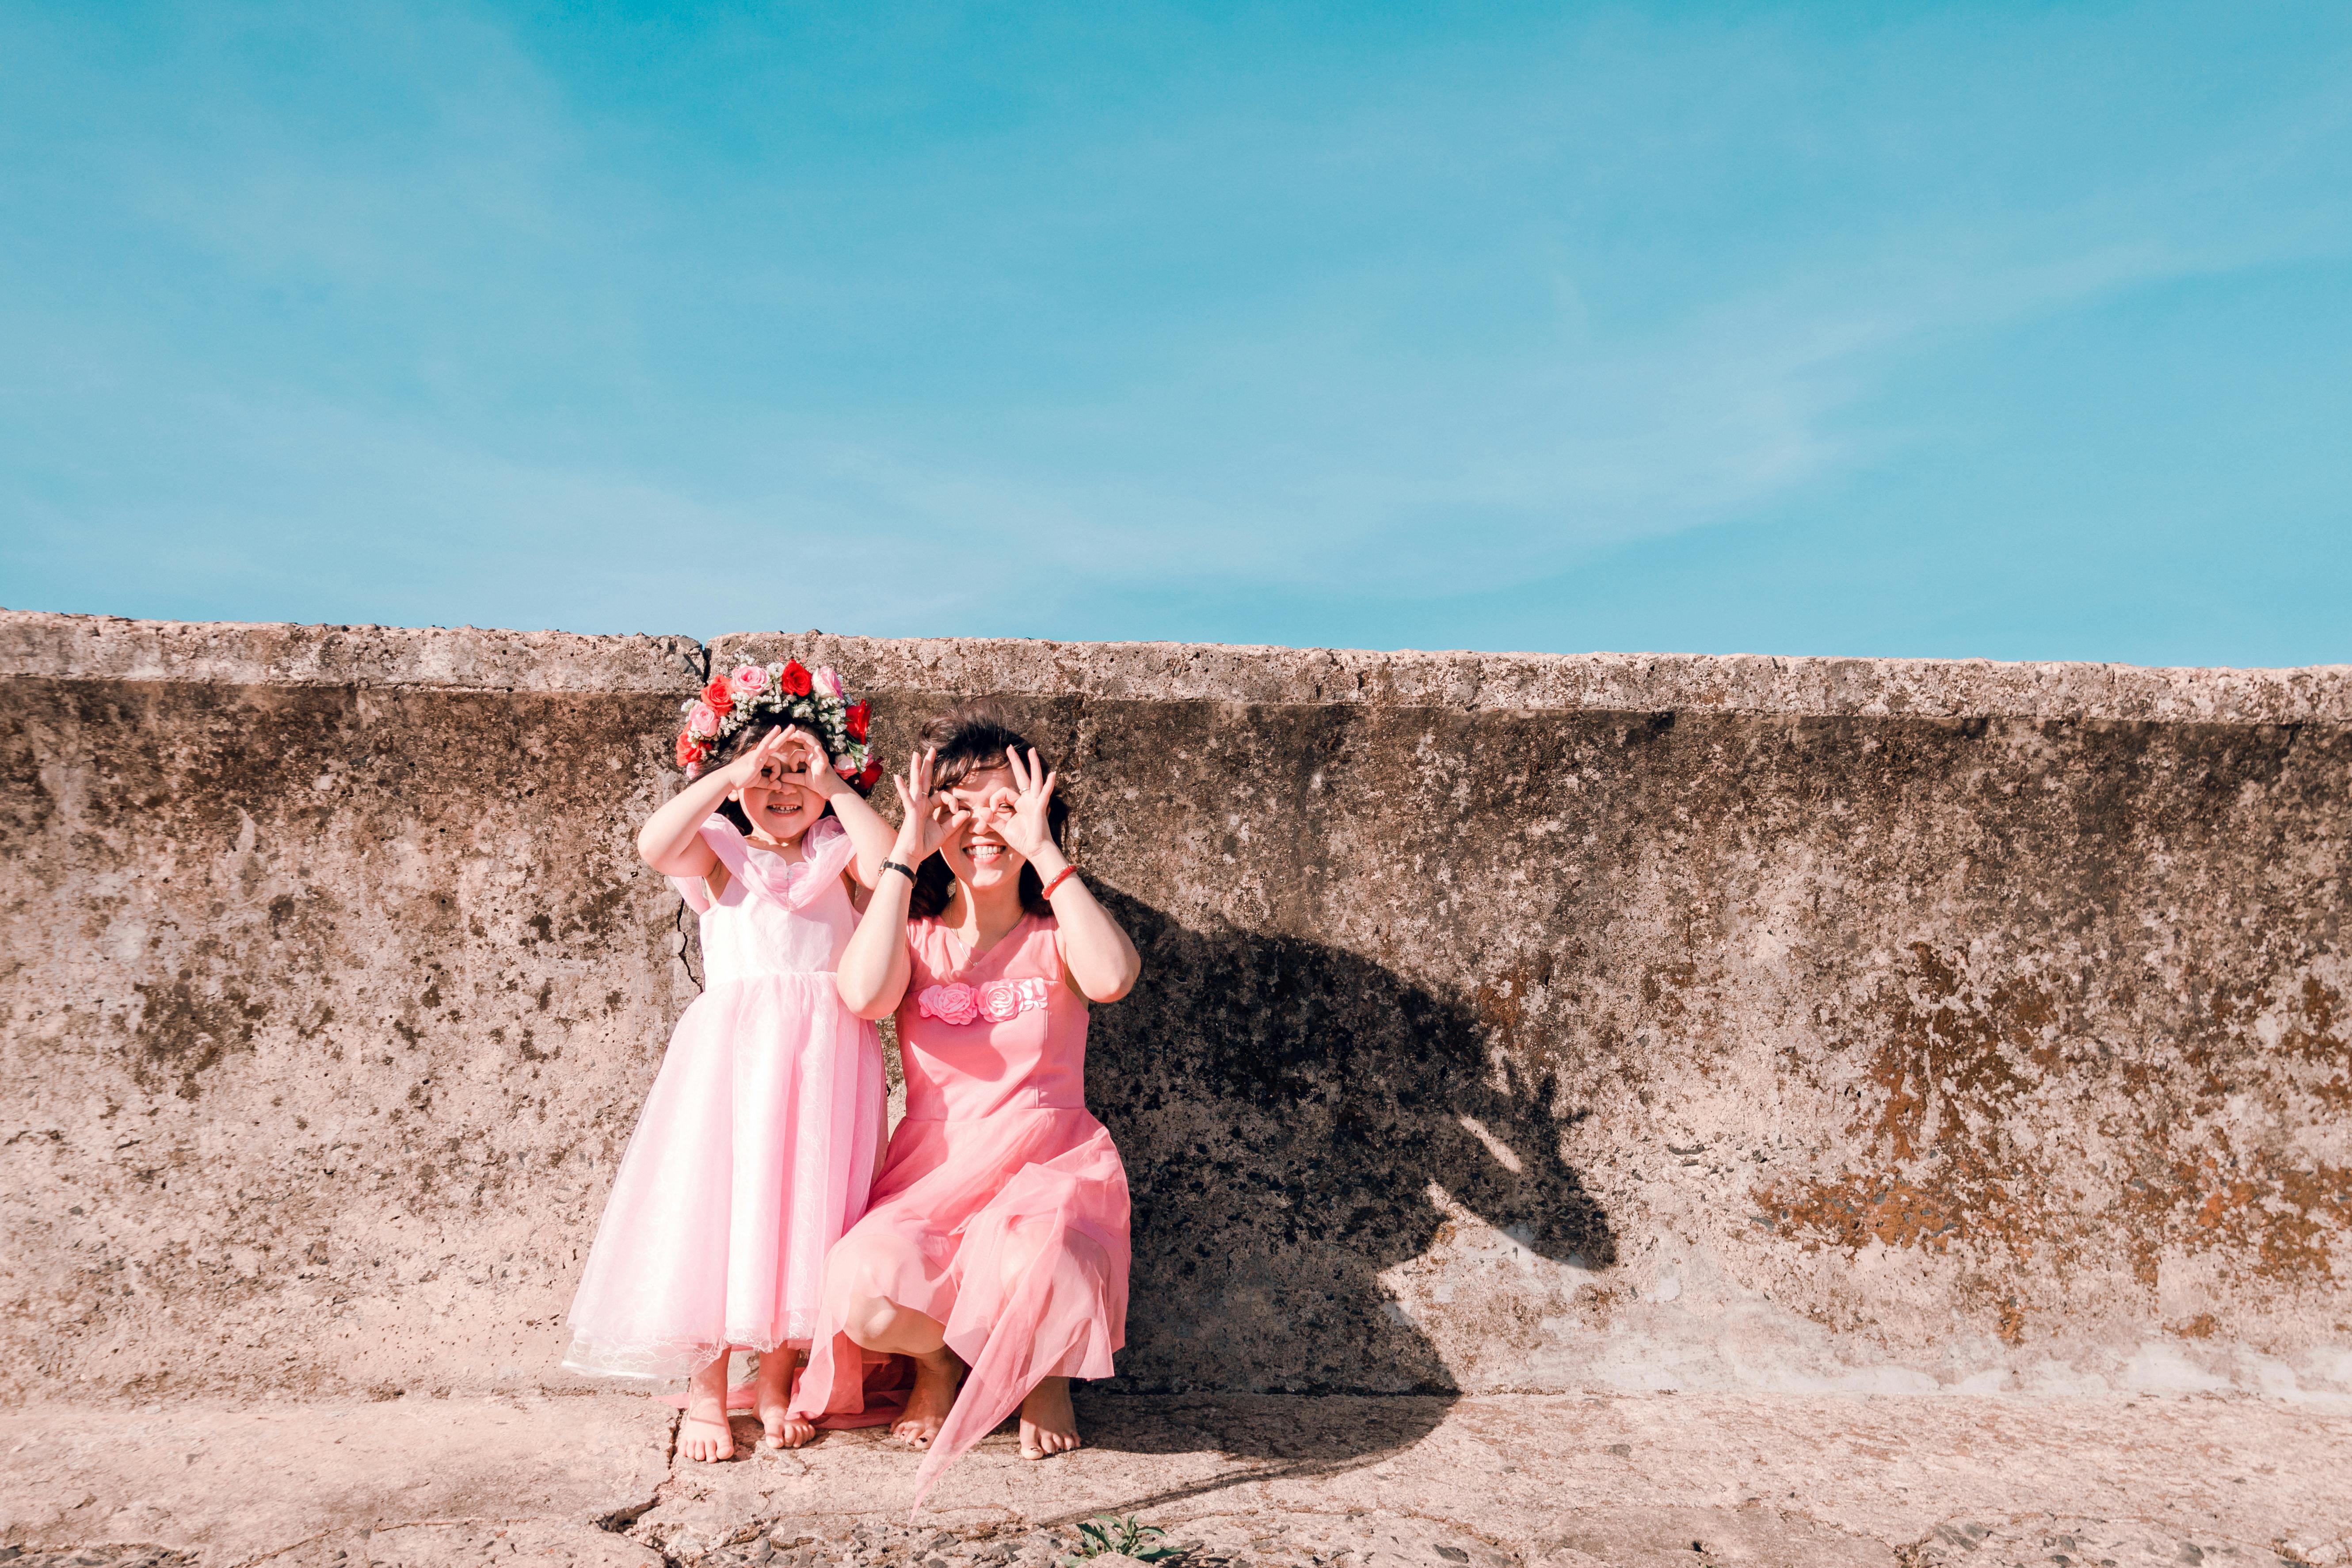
[1750,1171,1968,1253]
[1860,942,2063,1165]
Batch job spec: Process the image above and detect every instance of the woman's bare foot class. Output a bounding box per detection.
[680,1356,736,1463]
[1018,1376,1080,1460]
[892,1346,964,1450]
[755,1348,814,1450]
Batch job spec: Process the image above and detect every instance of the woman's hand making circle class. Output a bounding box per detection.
[998,747,1060,862]
[891,748,970,866]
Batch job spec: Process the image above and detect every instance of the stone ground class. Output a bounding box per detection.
[3,1393,2346,1568]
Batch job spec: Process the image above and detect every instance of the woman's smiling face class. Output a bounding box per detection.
[940,763,1022,890]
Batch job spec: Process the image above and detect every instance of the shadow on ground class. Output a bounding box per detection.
[1071,886,1617,1496]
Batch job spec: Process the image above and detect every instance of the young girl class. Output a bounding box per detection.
[564,659,892,1462]
[791,706,1143,1510]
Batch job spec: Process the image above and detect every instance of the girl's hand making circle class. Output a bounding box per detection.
[726,725,797,790]
[998,747,1060,862]
[773,726,843,795]
[892,748,970,866]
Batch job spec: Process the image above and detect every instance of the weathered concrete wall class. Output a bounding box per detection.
[4,610,2348,1408]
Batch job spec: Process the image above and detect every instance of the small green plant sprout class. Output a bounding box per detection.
[1055,1514,1183,1566]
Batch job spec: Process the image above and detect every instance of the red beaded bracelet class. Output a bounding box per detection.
[1038,866,1079,900]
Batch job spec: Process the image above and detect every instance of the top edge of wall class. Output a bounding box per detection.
[724,631,2352,724]
[0,611,706,694]
[6,610,2350,723]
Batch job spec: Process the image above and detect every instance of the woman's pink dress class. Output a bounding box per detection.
[563,815,886,1380]
[791,911,1132,1507]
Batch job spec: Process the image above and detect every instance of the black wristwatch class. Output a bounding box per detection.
[881,859,917,882]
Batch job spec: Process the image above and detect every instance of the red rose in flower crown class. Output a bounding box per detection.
[671,657,881,793]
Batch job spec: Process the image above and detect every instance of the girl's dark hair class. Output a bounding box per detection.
[704,719,833,836]
[908,704,1067,920]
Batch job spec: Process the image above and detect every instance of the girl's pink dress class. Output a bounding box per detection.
[791,911,1131,1508]
[563,815,886,1381]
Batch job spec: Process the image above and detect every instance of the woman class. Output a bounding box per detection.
[789,706,1143,1506]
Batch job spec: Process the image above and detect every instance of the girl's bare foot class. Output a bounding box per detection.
[1018,1376,1080,1460]
[680,1356,736,1463]
[755,1348,815,1450]
[892,1346,964,1450]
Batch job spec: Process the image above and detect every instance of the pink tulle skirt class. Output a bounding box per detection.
[563,973,884,1380]
[791,1106,1130,1507]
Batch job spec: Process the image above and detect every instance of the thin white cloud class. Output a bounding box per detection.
[3,2,2347,643]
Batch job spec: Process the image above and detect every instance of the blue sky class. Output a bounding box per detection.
[4,3,2348,665]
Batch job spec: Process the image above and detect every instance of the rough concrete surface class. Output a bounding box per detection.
[3,1390,2346,1567]
[698,630,2352,727]
[1,1394,672,1564]
[3,611,2348,1409]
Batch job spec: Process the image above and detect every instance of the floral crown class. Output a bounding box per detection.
[675,657,881,794]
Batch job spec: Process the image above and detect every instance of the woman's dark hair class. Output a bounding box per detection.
[908,704,1067,919]
[704,719,833,836]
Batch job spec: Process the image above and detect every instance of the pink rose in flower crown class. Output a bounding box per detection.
[979,981,1024,1023]
[675,734,709,770]
[812,666,845,699]
[918,983,981,1026]
[729,664,770,696]
[834,755,858,778]
[687,702,720,737]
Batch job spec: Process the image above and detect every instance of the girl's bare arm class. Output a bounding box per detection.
[636,728,790,877]
[835,749,966,1020]
[786,729,896,889]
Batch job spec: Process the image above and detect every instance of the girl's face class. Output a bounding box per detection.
[733,772,826,845]
[940,764,1022,890]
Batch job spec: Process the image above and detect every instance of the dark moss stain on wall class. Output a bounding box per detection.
[0,675,690,1396]
[879,695,2350,1372]
[3,664,2348,1398]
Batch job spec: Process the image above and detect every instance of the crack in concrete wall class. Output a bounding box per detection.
[2,611,2347,1405]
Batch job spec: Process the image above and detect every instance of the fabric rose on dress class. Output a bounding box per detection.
[687,702,720,737]
[979,981,1024,1023]
[844,699,870,743]
[812,666,845,699]
[702,677,735,717]
[918,983,981,1026]
[730,664,770,696]
[778,659,814,697]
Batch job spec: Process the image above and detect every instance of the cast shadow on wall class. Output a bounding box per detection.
[1074,885,1616,1486]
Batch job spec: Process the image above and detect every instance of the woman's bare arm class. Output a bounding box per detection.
[1000,748,1142,1003]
